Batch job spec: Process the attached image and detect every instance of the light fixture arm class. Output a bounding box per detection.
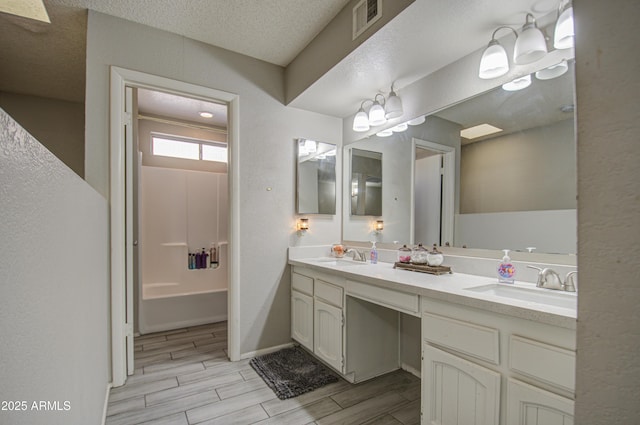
[490,25,518,42]
[523,13,538,29]
[373,93,386,106]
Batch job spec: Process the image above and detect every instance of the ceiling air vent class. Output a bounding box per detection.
[352,0,382,40]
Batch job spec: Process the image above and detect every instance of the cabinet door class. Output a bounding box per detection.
[291,290,313,351]
[314,299,343,372]
[506,378,574,425]
[422,344,500,425]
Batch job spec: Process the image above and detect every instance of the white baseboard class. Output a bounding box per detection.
[401,362,421,379]
[240,342,295,360]
[101,382,112,425]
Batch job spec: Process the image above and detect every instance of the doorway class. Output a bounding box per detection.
[109,67,240,387]
[134,87,229,336]
[410,138,455,247]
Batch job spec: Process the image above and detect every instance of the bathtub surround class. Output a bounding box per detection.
[0,109,110,424]
[139,166,228,334]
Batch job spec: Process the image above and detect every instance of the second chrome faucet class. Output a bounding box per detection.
[527,265,577,292]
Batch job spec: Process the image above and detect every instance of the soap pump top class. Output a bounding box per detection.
[370,241,378,264]
[497,249,516,283]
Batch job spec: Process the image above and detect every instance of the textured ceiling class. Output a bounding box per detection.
[46,0,351,67]
[137,88,228,129]
[0,4,87,102]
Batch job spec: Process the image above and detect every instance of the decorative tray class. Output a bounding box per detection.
[393,262,452,275]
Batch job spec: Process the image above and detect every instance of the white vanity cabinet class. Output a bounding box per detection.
[421,298,576,425]
[291,267,346,374]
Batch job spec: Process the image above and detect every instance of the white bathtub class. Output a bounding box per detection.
[138,244,228,334]
[139,286,227,334]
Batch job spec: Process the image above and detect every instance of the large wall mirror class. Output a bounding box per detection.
[296,138,337,215]
[343,61,577,254]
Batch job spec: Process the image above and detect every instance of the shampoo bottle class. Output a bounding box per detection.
[497,249,516,284]
[370,241,378,264]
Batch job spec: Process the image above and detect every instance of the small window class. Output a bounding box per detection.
[151,134,227,163]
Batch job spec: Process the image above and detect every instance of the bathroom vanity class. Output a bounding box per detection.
[288,252,576,425]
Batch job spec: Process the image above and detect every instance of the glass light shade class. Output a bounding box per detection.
[353,109,370,132]
[554,6,574,49]
[376,129,393,137]
[479,40,509,79]
[392,123,408,132]
[514,24,547,65]
[502,74,532,91]
[385,91,403,119]
[407,116,426,126]
[535,60,568,80]
[304,140,317,153]
[368,101,386,126]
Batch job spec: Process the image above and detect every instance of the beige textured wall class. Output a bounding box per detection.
[461,119,576,213]
[0,92,84,177]
[574,0,640,423]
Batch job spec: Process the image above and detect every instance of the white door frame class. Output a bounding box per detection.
[410,138,455,246]
[109,67,241,387]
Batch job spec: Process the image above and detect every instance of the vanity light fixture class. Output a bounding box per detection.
[199,111,214,118]
[352,88,404,132]
[535,60,568,80]
[374,220,384,233]
[513,13,547,65]
[502,74,532,91]
[554,0,574,49]
[297,218,309,235]
[478,26,518,79]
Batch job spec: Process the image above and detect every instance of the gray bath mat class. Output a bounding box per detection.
[250,346,340,400]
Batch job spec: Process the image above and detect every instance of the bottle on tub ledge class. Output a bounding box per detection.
[497,249,516,284]
[210,243,219,269]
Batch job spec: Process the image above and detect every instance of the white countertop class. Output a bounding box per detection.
[289,257,577,329]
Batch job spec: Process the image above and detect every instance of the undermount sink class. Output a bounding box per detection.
[465,283,577,309]
[310,257,368,266]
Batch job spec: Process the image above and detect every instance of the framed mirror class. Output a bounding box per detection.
[296,138,337,215]
[350,148,382,216]
[343,61,577,254]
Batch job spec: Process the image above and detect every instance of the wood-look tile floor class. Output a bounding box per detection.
[106,322,420,425]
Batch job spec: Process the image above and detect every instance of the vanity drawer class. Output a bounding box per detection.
[347,280,420,316]
[315,279,343,308]
[509,335,576,392]
[423,312,500,365]
[292,272,313,296]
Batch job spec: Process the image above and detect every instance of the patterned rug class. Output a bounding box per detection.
[250,345,340,400]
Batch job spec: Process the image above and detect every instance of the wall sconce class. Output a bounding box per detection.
[374,220,384,233]
[297,218,309,235]
[353,85,404,132]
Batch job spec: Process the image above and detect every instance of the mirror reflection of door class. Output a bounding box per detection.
[350,148,382,216]
[414,147,443,246]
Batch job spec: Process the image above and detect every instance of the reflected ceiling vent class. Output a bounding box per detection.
[353,0,382,40]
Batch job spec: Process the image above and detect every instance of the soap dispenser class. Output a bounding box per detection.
[370,241,378,264]
[497,249,516,284]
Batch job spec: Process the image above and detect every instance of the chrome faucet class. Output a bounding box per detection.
[564,271,578,292]
[527,266,564,290]
[346,248,367,262]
